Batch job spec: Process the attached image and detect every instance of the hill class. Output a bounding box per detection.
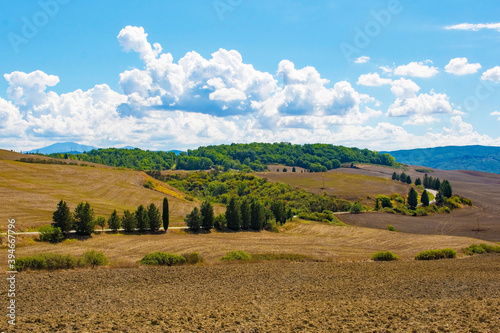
[27,142,98,154]
[385,145,500,174]
[49,142,396,171]
[0,149,209,230]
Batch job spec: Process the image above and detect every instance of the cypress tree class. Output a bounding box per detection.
[406,175,412,184]
[108,210,121,232]
[74,202,94,235]
[421,190,430,207]
[185,207,202,232]
[121,210,136,232]
[52,200,73,234]
[135,205,149,232]
[148,203,161,232]
[240,199,251,230]
[162,197,169,231]
[439,180,453,198]
[225,197,241,231]
[250,201,265,231]
[200,200,214,231]
[408,188,418,210]
[415,178,422,186]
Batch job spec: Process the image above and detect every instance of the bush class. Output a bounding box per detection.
[375,195,393,208]
[438,207,451,214]
[464,244,500,255]
[144,180,155,189]
[220,251,252,261]
[15,253,77,272]
[264,218,280,233]
[415,249,457,260]
[349,202,364,214]
[38,225,64,243]
[80,250,110,268]
[415,207,428,216]
[140,252,186,266]
[182,252,204,265]
[371,251,399,261]
[387,225,396,231]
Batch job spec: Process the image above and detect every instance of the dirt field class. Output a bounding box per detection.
[4,255,499,332]
[335,165,500,242]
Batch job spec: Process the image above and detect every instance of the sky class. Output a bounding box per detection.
[1,0,499,152]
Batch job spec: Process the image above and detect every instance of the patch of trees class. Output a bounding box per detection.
[423,174,442,191]
[152,170,352,219]
[185,196,284,233]
[392,171,412,184]
[17,157,93,167]
[50,198,170,241]
[56,143,396,172]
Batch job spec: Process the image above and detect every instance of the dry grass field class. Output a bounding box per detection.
[257,166,412,206]
[0,149,214,230]
[11,221,496,265]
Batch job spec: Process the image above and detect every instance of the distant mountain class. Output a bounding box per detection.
[385,145,500,174]
[27,142,98,154]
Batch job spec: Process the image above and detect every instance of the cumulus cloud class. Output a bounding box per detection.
[445,57,482,75]
[481,66,500,82]
[357,73,392,86]
[394,61,439,78]
[491,111,500,120]
[354,56,370,64]
[445,23,500,32]
[1,25,499,152]
[388,92,452,117]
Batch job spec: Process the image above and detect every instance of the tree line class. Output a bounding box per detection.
[48,142,397,172]
[184,197,291,232]
[51,198,170,238]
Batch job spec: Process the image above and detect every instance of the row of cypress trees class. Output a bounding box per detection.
[52,198,170,235]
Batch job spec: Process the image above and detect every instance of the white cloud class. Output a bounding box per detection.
[2,25,499,152]
[357,73,392,86]
[445,57,482,75]
[388,92,453,117]
[445,23,500,32]
[354,56,370,64]
[491,111,500,120]
[380,66,393,74]
[394,61,439,78]
[481,66,500,82]
[403,115,439,126]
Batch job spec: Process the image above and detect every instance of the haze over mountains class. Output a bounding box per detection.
[385,145,500,174]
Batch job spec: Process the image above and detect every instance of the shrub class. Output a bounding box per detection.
[38,225,64,243]
[390,194,404,203]
[371,251,399,261]
[264,218,280,233]
[382,207,395,214]
[375,195,393,208]
[182,252,204,265]
[220,251,252,261]
[464,244,500,255]
[15,253,77,271]
[144,180,155,189]
[349,202,364,214]
[80,250,110,268]
[140,252,186,266]
[438,207,451,214]
[415,249,457,260]
[387,225,396,231]
[415,207,428,216]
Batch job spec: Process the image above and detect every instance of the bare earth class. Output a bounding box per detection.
[4,255,499,332]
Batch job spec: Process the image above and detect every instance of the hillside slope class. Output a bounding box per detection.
[0,150,203,230]
[386,145,500,174]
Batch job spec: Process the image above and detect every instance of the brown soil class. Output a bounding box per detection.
[3,255,499,332]
[337,165,500,242]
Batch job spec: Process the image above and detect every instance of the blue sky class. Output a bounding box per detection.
[1,0,499,151]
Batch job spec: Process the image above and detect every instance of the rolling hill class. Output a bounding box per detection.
[385,145,500,174]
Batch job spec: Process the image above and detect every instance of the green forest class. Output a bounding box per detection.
[48,142,396,172]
